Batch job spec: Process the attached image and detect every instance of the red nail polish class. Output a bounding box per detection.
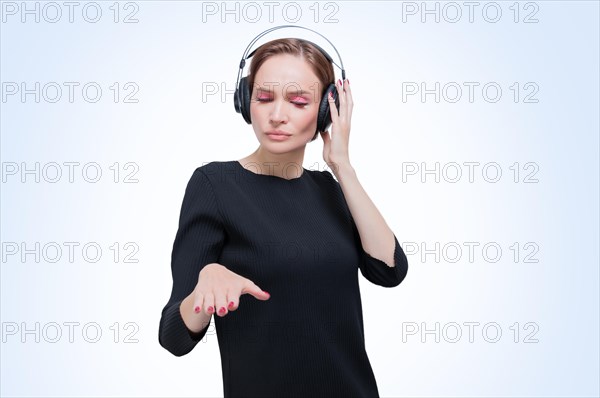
[338,79,342,86]
[208,306,214,313]
[219,307,226,314]
[194,306,200,313]
[228,301,234,308]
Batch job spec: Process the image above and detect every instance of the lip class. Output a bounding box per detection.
[266,130,292,141]
[266,133,291,141]
[266,130,292,136]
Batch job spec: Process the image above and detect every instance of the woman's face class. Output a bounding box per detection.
[249,54,322,152]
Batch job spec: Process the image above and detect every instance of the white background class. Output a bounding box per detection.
[1,1,599,397]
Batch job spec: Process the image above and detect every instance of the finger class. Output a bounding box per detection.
[193,293,205,315]
[242,280,271,301]
[327,91,339,124]
[204,292,215,315]
[215,291,229,317]
[336,79,346,118]
[344,79,353,120]
[227,293,238,312]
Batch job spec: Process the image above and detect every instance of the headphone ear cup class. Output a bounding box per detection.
[237,76,252,124]
[234,82,242,114]
[316,83,339,138]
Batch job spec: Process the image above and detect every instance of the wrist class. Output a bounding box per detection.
[329,160,354,180]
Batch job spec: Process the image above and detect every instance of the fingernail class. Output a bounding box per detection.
[194,306,200,313]
[329,92,333,99]
[338,79,342,86]
[208,306,214,313]
[264,291,270,297]
[228,301,234,308]
[219,307,226,314]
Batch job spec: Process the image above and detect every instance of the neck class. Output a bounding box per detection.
[240,146,305,179]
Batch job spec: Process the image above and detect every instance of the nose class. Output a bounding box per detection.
[269,99,288,124]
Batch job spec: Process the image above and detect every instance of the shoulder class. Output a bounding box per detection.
[194,161,225,177]
[305,168,343,197]
[180,162,227,194]
[310,168,339,188]
[190,161,234,183]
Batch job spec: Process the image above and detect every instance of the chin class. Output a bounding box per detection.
[262,142,296,152]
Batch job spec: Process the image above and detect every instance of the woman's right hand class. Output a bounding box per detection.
[193,263,270,317]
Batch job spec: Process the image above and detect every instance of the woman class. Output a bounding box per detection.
[158,36,409,398]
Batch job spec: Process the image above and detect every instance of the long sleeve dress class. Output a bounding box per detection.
[158,160,408,398]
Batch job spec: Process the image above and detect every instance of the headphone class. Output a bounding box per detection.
[234,25,346,141]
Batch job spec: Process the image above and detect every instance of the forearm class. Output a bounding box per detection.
[333,161,396,268]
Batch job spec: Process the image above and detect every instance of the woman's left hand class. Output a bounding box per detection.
[320,78,352,172]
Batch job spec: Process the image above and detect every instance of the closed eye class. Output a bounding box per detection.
[256,98,308,107]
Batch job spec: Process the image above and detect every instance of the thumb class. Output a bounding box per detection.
[243,280,271,301]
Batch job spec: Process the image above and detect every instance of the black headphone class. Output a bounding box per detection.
[234,25,346,141]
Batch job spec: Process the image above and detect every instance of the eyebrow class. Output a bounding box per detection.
[256,86,311,95]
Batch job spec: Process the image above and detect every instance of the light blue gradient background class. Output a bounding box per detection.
[1,1,598,397]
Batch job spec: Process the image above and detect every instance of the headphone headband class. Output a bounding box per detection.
[235,25,346,92]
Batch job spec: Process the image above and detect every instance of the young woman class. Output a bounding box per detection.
[159,35,408,398]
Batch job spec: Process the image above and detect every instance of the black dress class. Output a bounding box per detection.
[158,160,408,398]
